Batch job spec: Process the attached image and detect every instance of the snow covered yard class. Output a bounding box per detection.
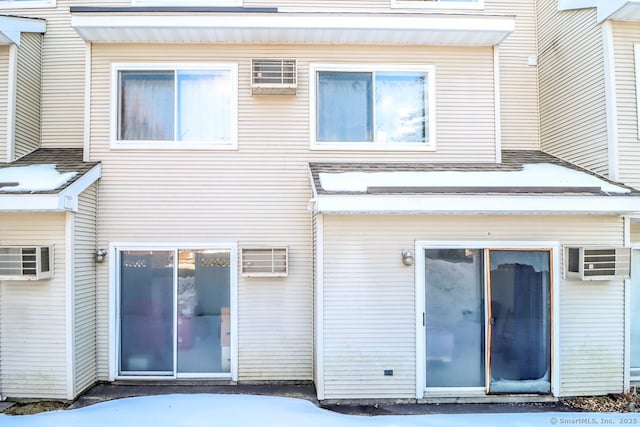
[1,394,639,427]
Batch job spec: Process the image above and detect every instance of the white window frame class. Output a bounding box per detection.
[309,63,436,151]
[0,0,55,9]
[391,0,484,10]
[109,242,239,382]
[110,63,238,150]
[132,0,242,6]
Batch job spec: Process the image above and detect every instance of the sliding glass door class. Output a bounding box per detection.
[424,247,552,394]
[119,248,232,377]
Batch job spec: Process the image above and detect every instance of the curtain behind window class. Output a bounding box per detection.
[317,72,372,142]
[120,71,174,141]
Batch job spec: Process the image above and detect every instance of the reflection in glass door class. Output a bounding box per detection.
[488,250,551,394]
[119,248,232,377]
[425,249,485,388]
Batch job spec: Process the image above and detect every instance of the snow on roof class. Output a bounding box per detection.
[0,164,78,193]
[318,163,630,194]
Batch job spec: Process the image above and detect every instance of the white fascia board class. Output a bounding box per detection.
[71,13,515,46]
[0,16,46,45]
[0,164,100,212]
[598,0,636,22]
[558,0,597,11]
[314,194,640,215]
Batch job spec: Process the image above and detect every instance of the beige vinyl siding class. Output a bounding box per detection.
[0,213,68,399]
[0,46,9,163]
[537,2,609,176]
[321,214,624,399]
[10,2,85,148]
[73,185,97,395]
[611,22,640,190]
[13,32,42,160]
[90,43,496,381]
[486,0,540,150]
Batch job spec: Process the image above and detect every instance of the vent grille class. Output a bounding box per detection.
[241,247,288,277]
[565,246,630,281]
[251,59,297,95]
[0,246,53,280]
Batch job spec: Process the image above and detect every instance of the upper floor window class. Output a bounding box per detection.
[0,0,55,9]
[391,0,483,10]
[112,64,238,149]
[310,64,435,151]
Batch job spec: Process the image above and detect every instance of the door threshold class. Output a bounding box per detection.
[114,379,237,386]
[419,395,557,404]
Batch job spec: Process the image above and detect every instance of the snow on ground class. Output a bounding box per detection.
[319,163,630,194]
[0,164,77,192]
[1,394,639,427]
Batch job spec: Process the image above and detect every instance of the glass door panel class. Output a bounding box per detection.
[425,249,485,387]
[488,250,551,394]
[119,250,174,375]
[177,249,231,374]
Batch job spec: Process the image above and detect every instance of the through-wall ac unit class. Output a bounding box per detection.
[241,247,288,277]
[251,59,297,95]
[564,246,630,281]
[0,246,53,280]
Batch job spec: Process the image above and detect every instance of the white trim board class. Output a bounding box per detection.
[72,13,515,46]
[312,194,640,215]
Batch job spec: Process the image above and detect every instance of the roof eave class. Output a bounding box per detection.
[313,194,640,215]
[0,164,101,212]
[0,15,46,45]
[71,12,515,46]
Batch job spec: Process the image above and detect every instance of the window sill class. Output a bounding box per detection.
[310,142,436,152]
[0,0,55,9]
[390,0,484,10]
[110,141,238,151]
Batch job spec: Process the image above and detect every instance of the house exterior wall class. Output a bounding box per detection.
[320,214,625,399]
[14,32,42,160]
[0,45,9,163]
[537,2,609,176]
[0,212,68,399]
[90,42,497,381]
[612,22,640,190]
[73,184,97,396]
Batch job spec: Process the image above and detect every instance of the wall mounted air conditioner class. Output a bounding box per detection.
[251,59,297,95]
[241,247,288,277]
[0,246,53,281]
[564,246,630,281]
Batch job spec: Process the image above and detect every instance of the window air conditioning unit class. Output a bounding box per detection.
[0,246,53,280]
[241,247,288,277]
[564,246,630,281]
[251,59,297,95]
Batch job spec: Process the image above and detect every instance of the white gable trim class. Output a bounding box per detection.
[0,164,101,212]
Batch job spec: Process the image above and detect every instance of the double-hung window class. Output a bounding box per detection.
[113,64,237,149]
[391,0,483,9]
[311,64,435,150]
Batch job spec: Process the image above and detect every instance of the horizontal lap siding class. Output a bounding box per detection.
[90,43,496,382]
[487,0,540,150]
[14,32,42,160]
[74,185,97,396]
[0,46,8,163]
[321,215,624,399]
[0,213,67,399]
[612,23,640,190]
[537,1,609,176]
